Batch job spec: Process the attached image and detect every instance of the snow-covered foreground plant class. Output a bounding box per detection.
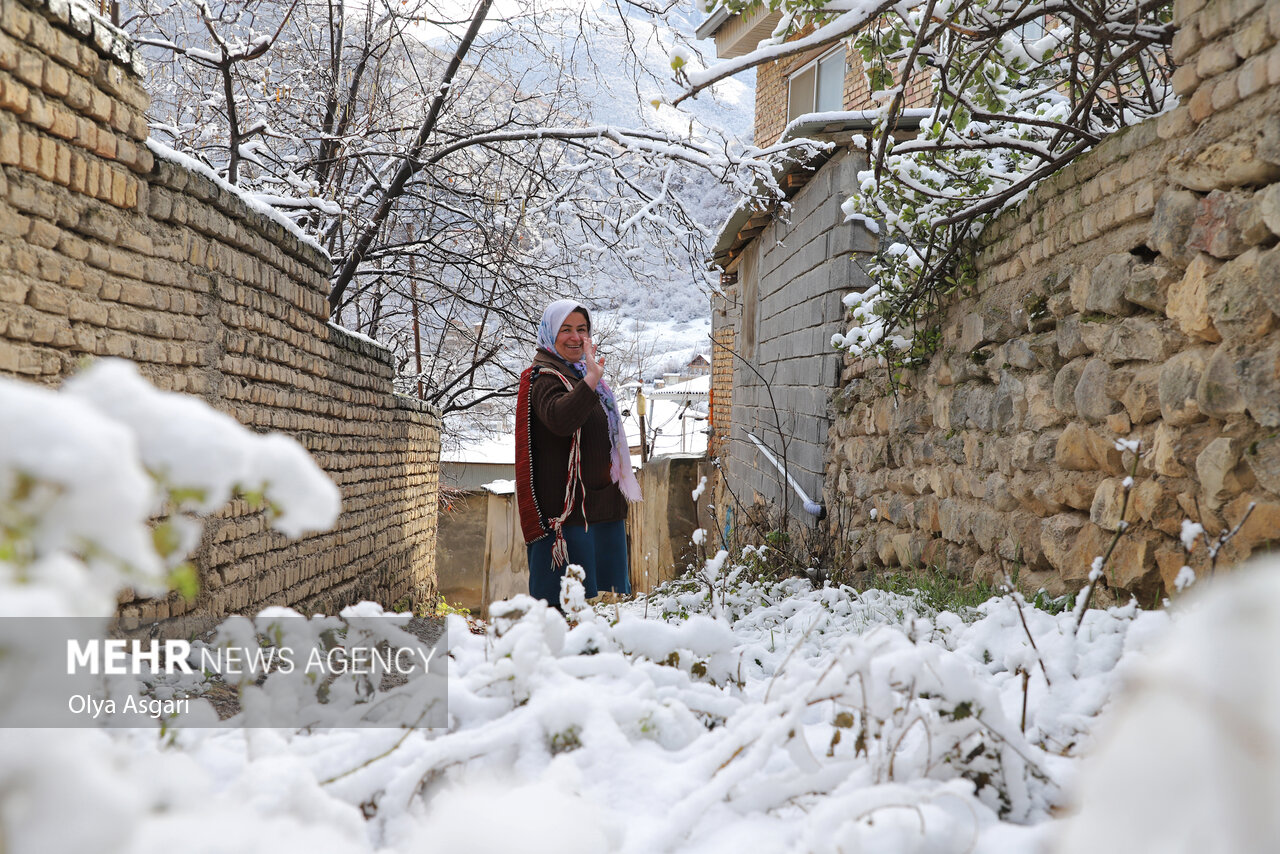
[0,359,1270,853]
[0,358,340,620]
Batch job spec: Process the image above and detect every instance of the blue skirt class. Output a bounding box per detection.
[528,519,630,603]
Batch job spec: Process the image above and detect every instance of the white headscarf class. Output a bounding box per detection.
[535,301,643,503]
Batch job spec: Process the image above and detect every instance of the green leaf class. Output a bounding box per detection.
[152,520,182,559]
[169,563,200,602]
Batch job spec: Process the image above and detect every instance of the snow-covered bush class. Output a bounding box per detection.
[2,358,1264,854]
[0,358,340,621]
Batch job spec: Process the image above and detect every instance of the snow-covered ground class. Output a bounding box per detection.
[5,360,1276,854]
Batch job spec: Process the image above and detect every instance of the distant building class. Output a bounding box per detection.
[685,353,710,378]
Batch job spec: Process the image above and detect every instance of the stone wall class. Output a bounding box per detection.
[718,148,878,520]
[0,0,440,633]
[823,0,1280,600]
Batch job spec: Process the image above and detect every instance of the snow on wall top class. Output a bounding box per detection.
[147,140,331,262]
[27,0,147,76]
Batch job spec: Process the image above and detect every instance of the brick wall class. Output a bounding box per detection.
[0,0,440,633]
[708,321,734,457]
[823,0,1280,600]
[754,37,932,148]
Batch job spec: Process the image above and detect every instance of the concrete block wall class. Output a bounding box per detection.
[823,0,1280,600]
[721,148,878,521]
[0,0,439,633]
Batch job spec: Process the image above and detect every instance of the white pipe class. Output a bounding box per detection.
[746,431,824,517]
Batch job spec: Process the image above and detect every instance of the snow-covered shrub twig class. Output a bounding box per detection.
[1072,439,1144,629]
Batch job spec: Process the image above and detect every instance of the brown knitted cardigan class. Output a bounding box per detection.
[524,349,627,531]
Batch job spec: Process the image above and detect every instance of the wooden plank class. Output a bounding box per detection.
[784,172,811,191]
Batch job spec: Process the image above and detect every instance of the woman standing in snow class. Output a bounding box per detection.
[516,300,642,604]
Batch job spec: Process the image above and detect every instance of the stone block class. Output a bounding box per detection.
[1211,73,1242,111]
[1085,253,1140,316]
[1205,247,1276,343]
[1056,422,1097,471]
[1037,470,1107,512]
[1188,83,1215,123]
[1131,479,1184,536]
[1025,331,1062,371]
[1239,52,1271,98]
[1084,426,1126,476]
[892,533,927,568]
[1090,477,1132,531]
[1053,357,1086,417]
[1254,242,1280,320]
[1197,436,1243,510]
[1057,314,1092,359]
[1148,189,1200,264]
[1188,189,1255,258]
[1122,363,1163,424]
[1238,339,1280,426]
[1040,512,1086,574]
[1160,346,1211,424]
[1074,358,1121,423]
[1024,373,1061,430]
[1216,494,1280,562]
[1155,544,1191,594]
[1109,529,1163,600]
[992,371,1027,434]
[1169,127,1280,191]
[1166,253,1223,342]
[1173,17,1205,61]
[1171,63,1202,97]
[958,312,987,352]
[1199,0,1233,40]
[1098,317,1188,363]
[1259,183,1280,237]
[1151,423,1187,478]
[1047,515,1110,581]
[1158,107,1194,141]
[1196,341,1248,418]
[1002,339,1038,371]
[1123,261,1178,312]
[1246,433,1280,494]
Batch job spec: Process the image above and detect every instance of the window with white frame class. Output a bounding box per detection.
[787,47,846,123]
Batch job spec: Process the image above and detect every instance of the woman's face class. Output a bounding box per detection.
[554,311,590,362]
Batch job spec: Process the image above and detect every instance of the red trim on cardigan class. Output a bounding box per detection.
[515,365,584,565]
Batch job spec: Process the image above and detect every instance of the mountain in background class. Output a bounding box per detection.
[477,2,753,337]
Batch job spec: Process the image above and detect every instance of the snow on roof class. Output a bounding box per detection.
[482,479,516,495]
[649,374,710,398]
[442,435,516,465]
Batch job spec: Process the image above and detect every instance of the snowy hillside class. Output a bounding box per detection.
[471,1,753,329]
